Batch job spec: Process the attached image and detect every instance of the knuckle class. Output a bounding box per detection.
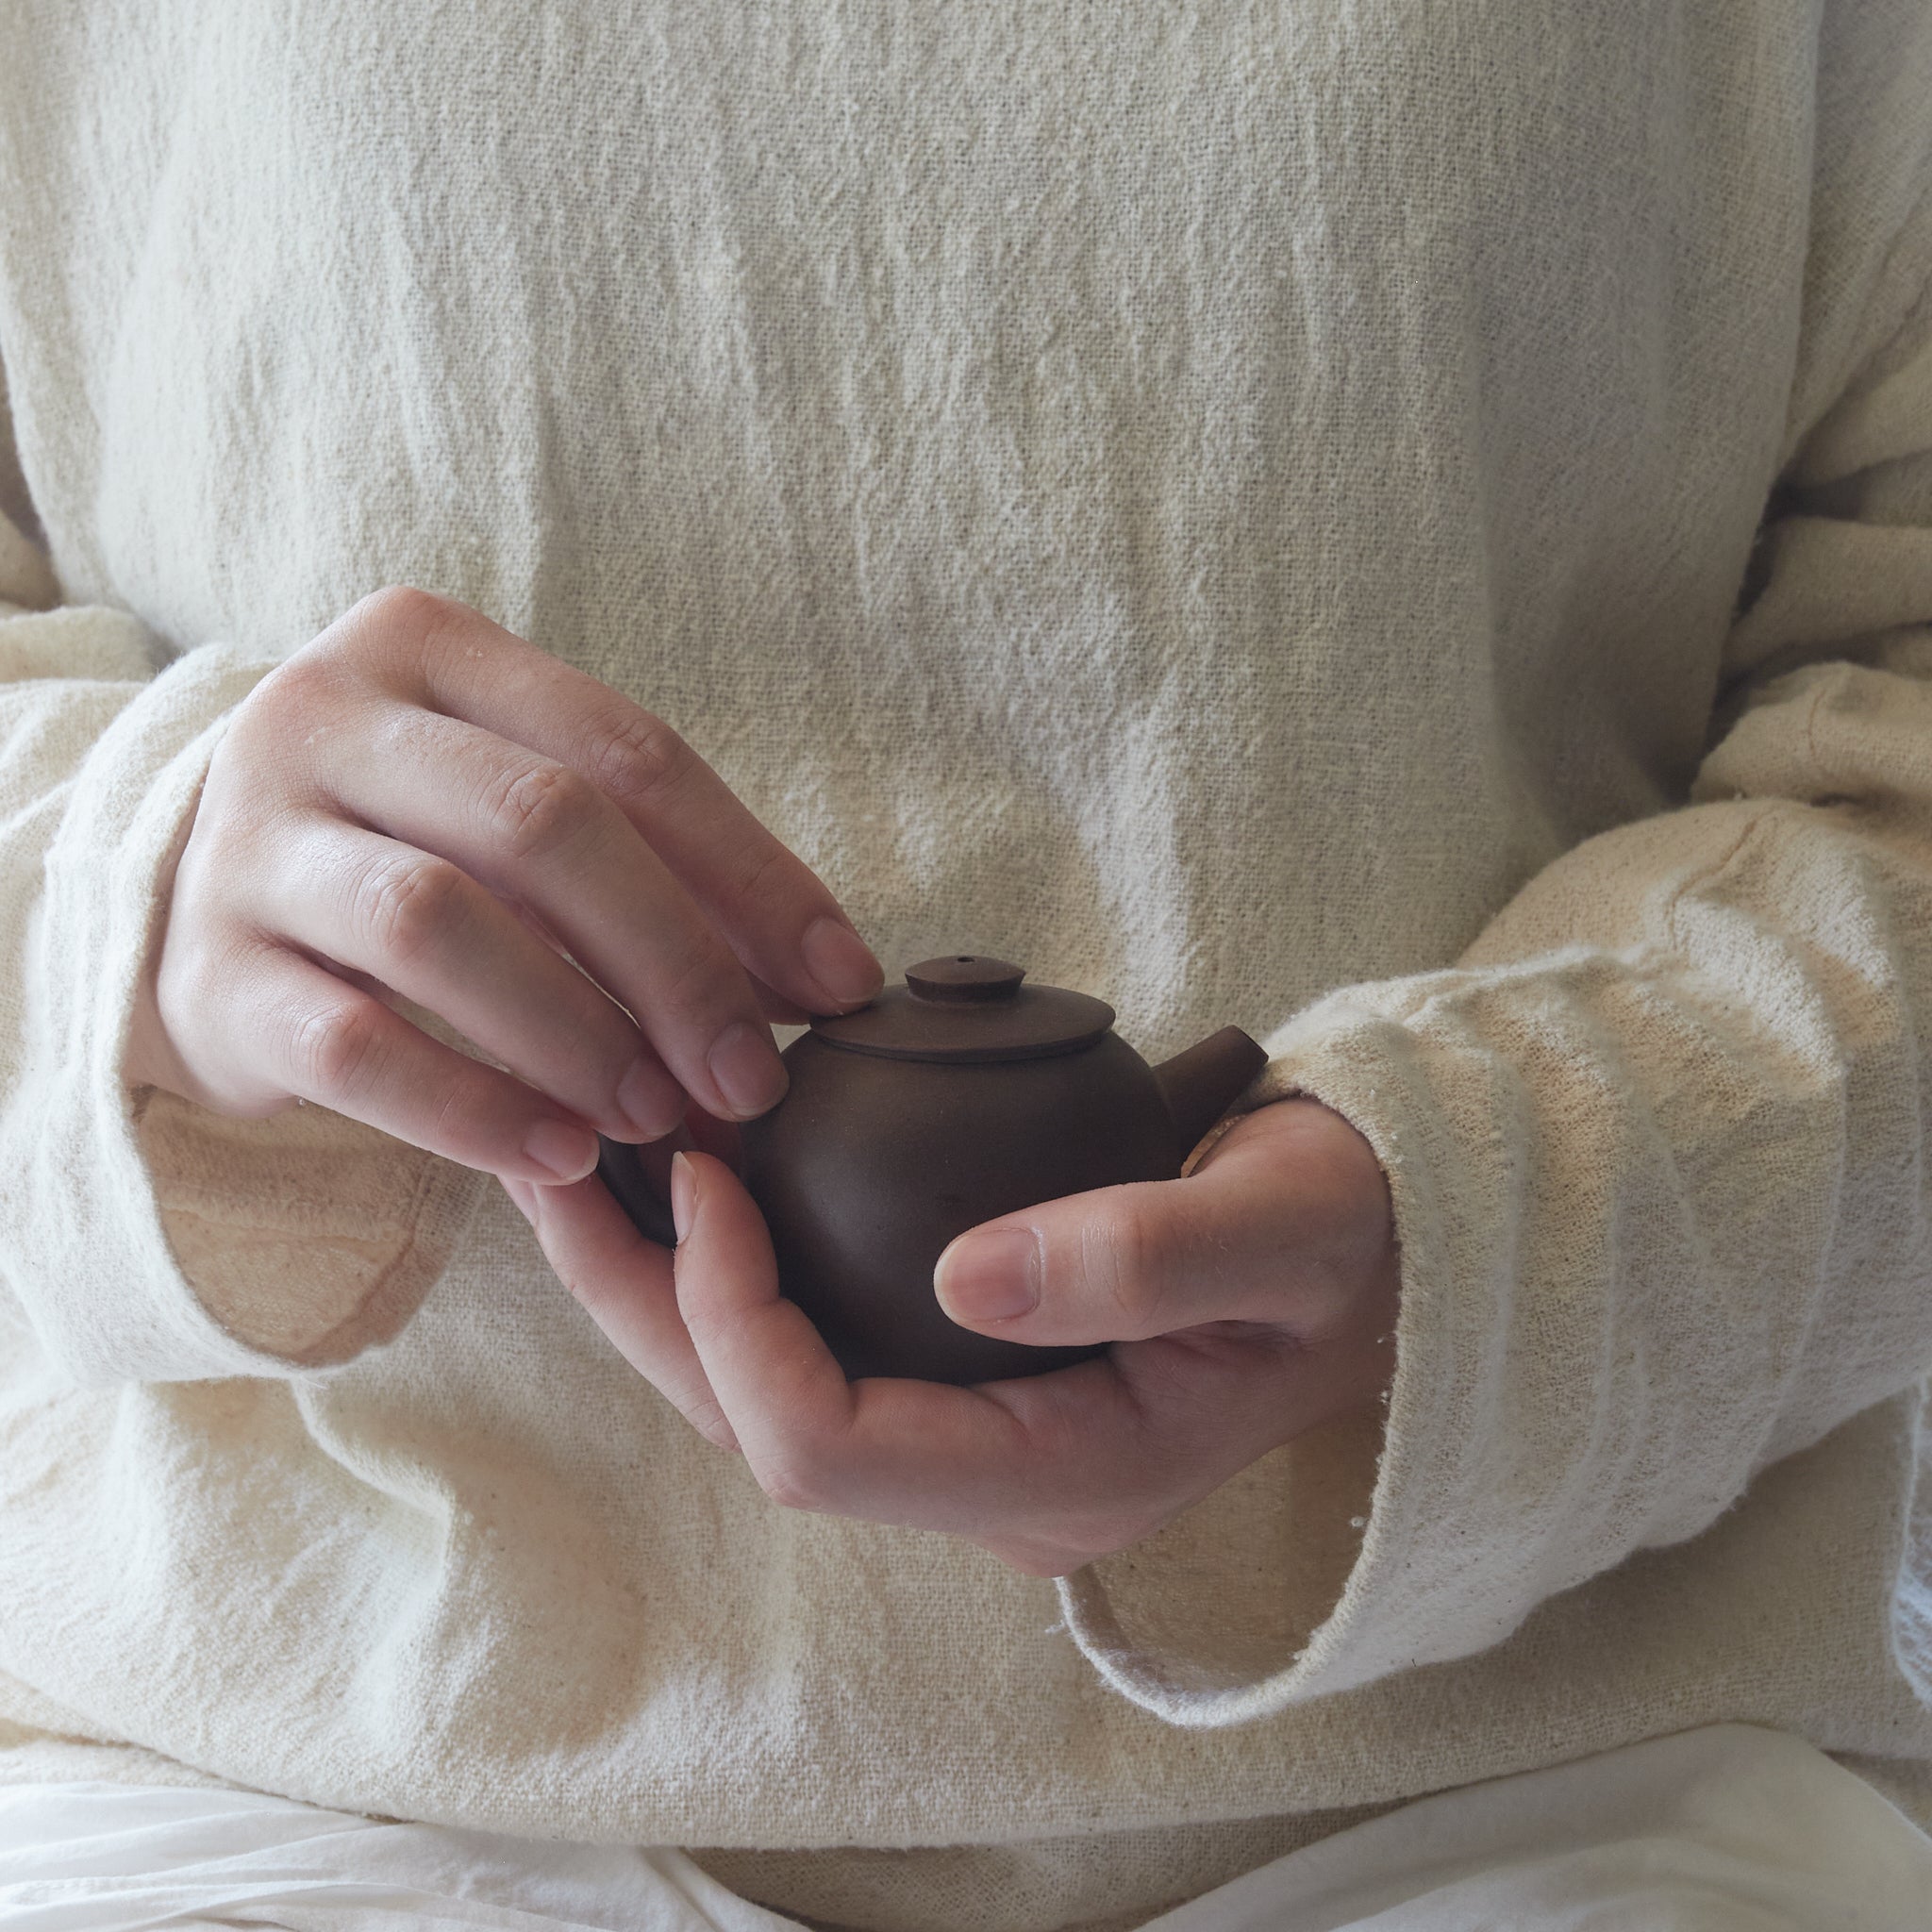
[724,837,795,912]
[353,583,458,644]
[551,1252,618,1324]
[175,924,256,1012]
[242,587,469,739]
[580,708,691,812]
[237,647,349,742]
[1078,1200,1172,1332]
[486,760,608,863]
[358,853,469,967]
[342,585,486,686]
[364,702,432,770]
[653,930,743,1024]
[751,1456,828,1514]
[425,1063,488,1151]
[290,998,386,1098]
[694,1410,741,1455]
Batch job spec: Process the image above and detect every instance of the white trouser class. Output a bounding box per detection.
[0,1724,1927,1931]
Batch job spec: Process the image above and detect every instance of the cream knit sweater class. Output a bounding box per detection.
[2,4,1931,1928]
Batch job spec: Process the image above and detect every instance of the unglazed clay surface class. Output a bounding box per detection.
[599,958,1266,1384]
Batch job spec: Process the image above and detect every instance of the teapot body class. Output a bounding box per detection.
[740,1030,1182,1383]
[595,953,1267,1387]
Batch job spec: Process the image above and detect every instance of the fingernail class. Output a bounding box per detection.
[708,1021,788,1118]
[802,917,885,1007]
[670,1151,694,1243]
[524,1118,599,1182]
[934,1228,1041,1324]
[502,1176,538,1224]
[616,1054,685,1139]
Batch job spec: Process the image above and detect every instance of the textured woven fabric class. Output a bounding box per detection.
[3,1727,1930,1932]
[1,3,1931,1927]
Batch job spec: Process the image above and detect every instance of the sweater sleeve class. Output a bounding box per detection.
[0,373,483,1387]
[1057,251,1932,1723]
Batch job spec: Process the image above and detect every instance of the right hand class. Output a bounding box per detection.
[124,587,883,1184]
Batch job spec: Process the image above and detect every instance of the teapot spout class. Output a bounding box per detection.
[1153,1025,1270,1158]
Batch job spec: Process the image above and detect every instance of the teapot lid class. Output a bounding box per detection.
[808,956,1115,1063]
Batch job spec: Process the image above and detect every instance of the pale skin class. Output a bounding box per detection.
[126,587,1401,1576]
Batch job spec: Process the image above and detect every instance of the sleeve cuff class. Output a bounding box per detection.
[1058,971,1637,1724]
[1,641,480,1384]
[1056,991,1457,1724]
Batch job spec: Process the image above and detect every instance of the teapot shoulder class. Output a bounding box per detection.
[745,1031,1181,1196]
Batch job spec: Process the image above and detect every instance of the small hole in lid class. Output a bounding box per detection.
[956,955,973,962]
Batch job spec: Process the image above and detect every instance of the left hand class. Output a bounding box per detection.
[505,1096,1400,1575]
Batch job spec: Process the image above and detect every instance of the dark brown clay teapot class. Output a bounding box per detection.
[597,956,1266,1386]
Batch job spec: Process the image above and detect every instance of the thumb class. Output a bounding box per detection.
[932,1160,1285,1349]
[932,1097,1397,1351]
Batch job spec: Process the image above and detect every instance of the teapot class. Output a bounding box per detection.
[596,955,1266,1385]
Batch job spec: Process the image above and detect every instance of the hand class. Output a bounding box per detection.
[507,1095,1400,1574]
[125,587,883,1182]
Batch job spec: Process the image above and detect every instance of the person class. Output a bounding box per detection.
[0,2,1930,1926]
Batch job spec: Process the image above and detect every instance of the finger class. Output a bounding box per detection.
[668,1150,1276,1556]
[672,1132,1385,1570]
[309,700,786,1124]
[669,1152,859,1474]
[926,1180,1242,1348]
[667,1151,1142,1535]
[341,589,885,1016]
[509,1171,739,1452]
[267,818,684,1141]
[932,1121,1350,1348]
[503,900,805,1026]
[239,943,606,1183]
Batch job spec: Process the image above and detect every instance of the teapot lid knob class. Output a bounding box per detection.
[904,956,1026,1004]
